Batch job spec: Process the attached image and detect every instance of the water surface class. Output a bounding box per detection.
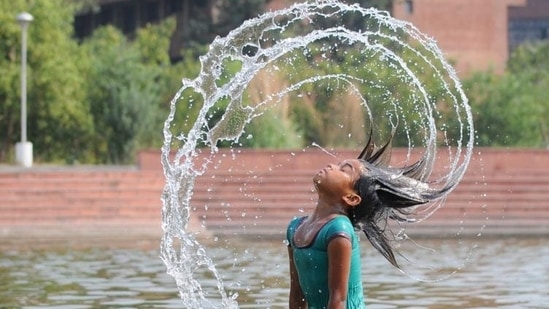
[1,236,546,308]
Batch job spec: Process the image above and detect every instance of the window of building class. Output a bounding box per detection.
[509,19,549,52]
[542,28,549,40]
[405,0,414,14]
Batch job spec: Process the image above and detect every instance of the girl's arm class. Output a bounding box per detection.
[288,246,307,309]
[327,236,352,309]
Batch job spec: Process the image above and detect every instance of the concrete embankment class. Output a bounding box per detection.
[1,148,547,244]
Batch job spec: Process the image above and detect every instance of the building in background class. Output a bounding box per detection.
[74,0,184,39]
[508,0,549,51]
[74,0,273,61]
[74,0,549,76]
[393,0,549,76]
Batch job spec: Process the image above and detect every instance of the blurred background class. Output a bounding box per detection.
[1,1,548,308]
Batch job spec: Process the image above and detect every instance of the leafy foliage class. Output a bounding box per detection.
[81,26,165,164]
[464,41,549,147]
[0,1,547,166]
[0,0,92,163]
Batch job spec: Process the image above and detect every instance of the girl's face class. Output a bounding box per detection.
[313,159,364,199]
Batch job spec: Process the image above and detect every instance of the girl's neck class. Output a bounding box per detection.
[310,200,348,221]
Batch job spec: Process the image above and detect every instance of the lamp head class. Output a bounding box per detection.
[16,12,33,28]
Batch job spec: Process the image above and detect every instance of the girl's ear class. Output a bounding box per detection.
[343,193,361,207]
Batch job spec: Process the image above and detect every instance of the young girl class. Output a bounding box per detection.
[286,136,451,309]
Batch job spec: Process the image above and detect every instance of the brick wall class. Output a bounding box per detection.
[142,148,549,236]
[392,0,527,76]
[4,148,544,239]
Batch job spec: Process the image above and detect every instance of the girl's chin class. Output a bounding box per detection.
[313,172,323,185]
[312,174,321,183]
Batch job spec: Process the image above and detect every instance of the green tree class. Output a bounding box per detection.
[351,0,392,11]
[0,0,93,163]
[238,108,304,149]
[464,41,549,147]
[134,17,183,150]
[507,42,549,146]
[169,0,266,61]
[82,26,164,164]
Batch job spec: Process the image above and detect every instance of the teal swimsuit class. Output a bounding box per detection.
[287,215,366,309]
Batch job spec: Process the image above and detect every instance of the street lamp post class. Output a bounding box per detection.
[15,12,33,167]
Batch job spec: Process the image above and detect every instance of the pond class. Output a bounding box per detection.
[1,235,547,308]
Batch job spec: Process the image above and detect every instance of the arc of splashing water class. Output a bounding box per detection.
[160,1,474,307]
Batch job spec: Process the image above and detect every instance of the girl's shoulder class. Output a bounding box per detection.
[318,215,356,246]
[288,215,306,230]
[323,215,354,235]
[286,216,306,242]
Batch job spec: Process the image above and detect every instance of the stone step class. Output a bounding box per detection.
[0,149,547,236]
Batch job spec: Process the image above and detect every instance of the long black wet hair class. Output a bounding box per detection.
[347,133,453,268]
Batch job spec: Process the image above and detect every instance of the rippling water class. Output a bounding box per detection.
[1,236,547,308]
